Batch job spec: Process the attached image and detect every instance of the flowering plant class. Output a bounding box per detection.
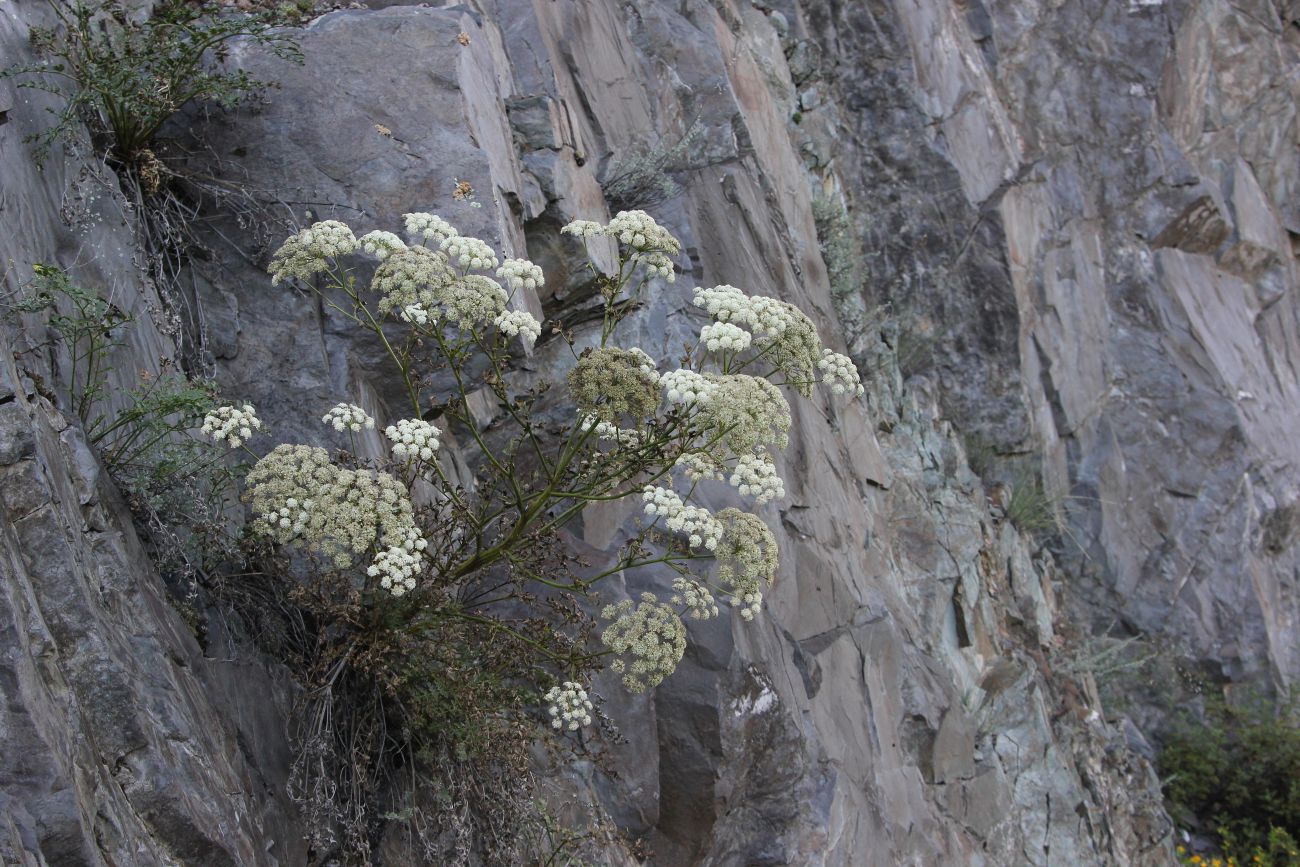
[222,208,862,858]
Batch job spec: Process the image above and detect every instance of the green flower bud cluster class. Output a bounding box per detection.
[568,347,662,425]
[714,508,779,620]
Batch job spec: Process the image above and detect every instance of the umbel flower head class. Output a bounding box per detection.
[544,681,593,731]
[322,403,374,433]
[568,347,662,425]
[600,593,687,693]
[671,576,719,620]
[642,485,721,550]
[245,444,427,584]
[358,230,407,261]
[714,508,779,620]
[729,450,786,505]
[818,349,865,397]
[440,235,499,271]
[497,258,544,292]
[268,220,359,285]
[373,246,456,315]
[403,212,458,243]
[560,213,679,281]
[385,418,441,461]
[494,308,542,346]
[201,404,262,448]
[691,284,836,397]
[699,374,792,454]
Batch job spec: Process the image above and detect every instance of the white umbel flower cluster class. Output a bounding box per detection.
[441,235,499,271]
[496,258,544,292]
[358,230,407,261]
[715,508,778,621]
[403,212,458,243]
[642,486,722,550]
[691,285,824,395]
[246,444,426,570]
[671,576,719,620]
[601,593,687,692]
[560,214,678,280]
[385,418,441,461]
[559,219,604,239]
[322,403,374,433]
[605,210,681,255]
[700,322,752,353]
[373,245,508,328]
[544,681,593,731]
[494,309,542,345]
[367,545,422,596]
[675,452,724,481]
[580,414,642,447]
[374,246,453,314]
[729,451,786,505]
[703,374,792,453]
[661,369,717,406]
[269,220,359,285]
[201,404,262,448]
[399,303,434,326]
[818,349,865,397]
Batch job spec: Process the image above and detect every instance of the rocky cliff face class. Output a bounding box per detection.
[2,0,1294,864]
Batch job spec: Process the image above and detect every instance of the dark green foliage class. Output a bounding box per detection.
[3,0,300,164]
[1161,694,1300,863]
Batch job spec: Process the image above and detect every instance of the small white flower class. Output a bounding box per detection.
[496,258,545,292]
[385,418,441,461]
[493,309,543,346]
[200,404,263,449]
[818,349,865,397]
[544,681,594,731]
[322,403,375,433]
[403,212,458,243]
[700,322,752,353]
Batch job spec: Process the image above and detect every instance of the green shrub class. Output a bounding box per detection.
[8,264,235,578]
[3,0,300,166]
[1003,470,1060,536]
[1162,694,1300,865]
[601,120,704,211]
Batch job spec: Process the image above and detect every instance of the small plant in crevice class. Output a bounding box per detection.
[1002,469,1060,536]
[1161,692,1300,866]
[7,263,237,582]
[3,0,301,168]
[600,120,706,212]
[213,209,865,861]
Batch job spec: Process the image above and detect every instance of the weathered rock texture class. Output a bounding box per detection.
[789,0,1300,699]
[1,0,1293,863]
